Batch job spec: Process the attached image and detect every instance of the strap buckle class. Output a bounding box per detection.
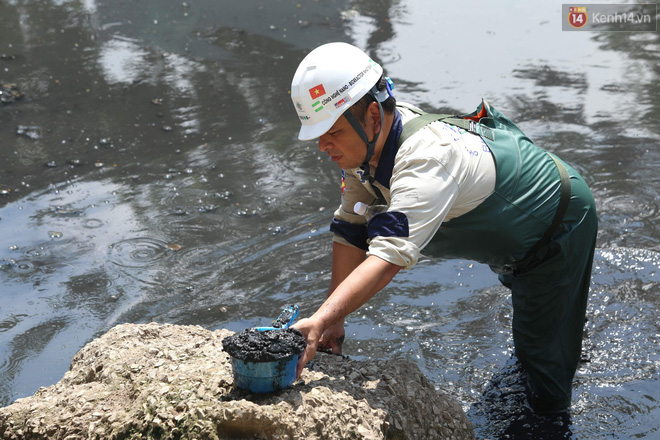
[478,125,495,141]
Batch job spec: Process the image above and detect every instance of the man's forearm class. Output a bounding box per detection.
[329,241,366,297]
[314,252,401,331]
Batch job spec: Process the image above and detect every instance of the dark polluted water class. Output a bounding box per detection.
[1,0,659,439]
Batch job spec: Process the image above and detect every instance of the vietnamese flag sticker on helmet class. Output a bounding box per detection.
[309,84,326,99]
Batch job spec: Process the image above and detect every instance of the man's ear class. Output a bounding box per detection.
[366,101,382,134]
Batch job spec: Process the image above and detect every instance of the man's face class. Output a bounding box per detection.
[318,114,367,169]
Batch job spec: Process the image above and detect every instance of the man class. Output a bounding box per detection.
[289,42,597,414]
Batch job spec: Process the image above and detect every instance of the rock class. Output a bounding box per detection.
[0,323,474,439]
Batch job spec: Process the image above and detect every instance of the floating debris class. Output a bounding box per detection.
[269,225,284,235]
[0,83,22,104]
[67,159,83,167]
[197,205,217,213]
[215,190,232,200]
[16,125,41,139]
[53,206,84,217]
[340,9,360,20]
[236,208,258,217]
[48,231,64,239]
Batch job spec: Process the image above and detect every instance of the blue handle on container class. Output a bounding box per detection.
[255,305,299,331]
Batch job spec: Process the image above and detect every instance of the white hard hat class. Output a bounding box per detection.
[291,42,384,140]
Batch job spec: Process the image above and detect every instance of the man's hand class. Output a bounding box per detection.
[292,317,344,380]
[318,319,345,354]
[292,252,401,380]
[292,317,323,379]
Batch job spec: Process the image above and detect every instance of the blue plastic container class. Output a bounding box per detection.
[230,354,298,393]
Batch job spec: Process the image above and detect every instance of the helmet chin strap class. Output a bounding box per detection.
[342,99,385,181]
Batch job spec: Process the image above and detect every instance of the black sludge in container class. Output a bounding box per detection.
[222,328,306,363]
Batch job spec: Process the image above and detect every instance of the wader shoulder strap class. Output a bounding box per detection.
[397,112,494,148]
[397,107,572,270]
[514,154,571,274]
[397,112,454,147]
[526,153,572,255]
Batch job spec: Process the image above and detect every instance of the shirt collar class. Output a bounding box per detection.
[374,109,403,189]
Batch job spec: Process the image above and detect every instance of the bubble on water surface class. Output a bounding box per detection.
[24,247,48,258]
[197,204,217,213]
[13,261,34,273]
[268,225,284,235]
[66,159,83,167]
[215,190,232,200]
[236,208,258,217]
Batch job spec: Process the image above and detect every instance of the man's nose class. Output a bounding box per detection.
[318,135,330,152]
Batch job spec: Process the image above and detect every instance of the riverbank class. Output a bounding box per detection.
[0,322,474,439]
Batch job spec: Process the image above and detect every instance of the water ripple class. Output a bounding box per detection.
[83,218,104,229]
[0,318,69,406]
[0,259,34,274]
[599,193,658,221]
[107,237,172,268]
[0,314,28,333]
[178,245,235,270]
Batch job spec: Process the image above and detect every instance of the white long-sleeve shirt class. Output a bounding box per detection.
[332,103,496,269]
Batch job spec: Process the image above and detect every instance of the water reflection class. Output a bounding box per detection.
[98,37,151,85]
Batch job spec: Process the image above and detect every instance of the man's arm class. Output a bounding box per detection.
[317,241,365,354]
[294,242,402,377]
